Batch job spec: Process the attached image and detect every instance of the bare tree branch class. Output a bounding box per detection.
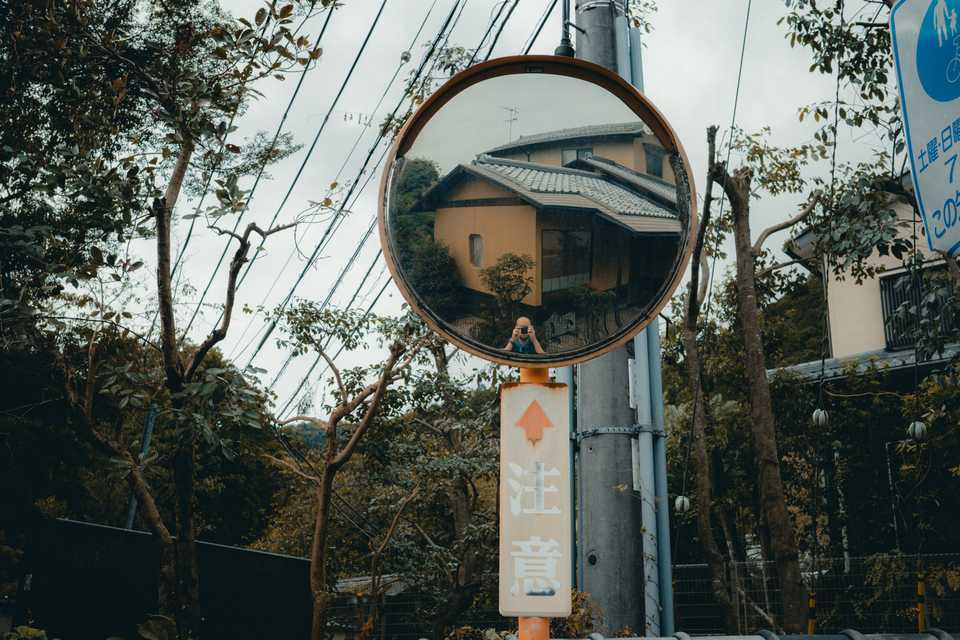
[332,344,405,468]
[264,453,322,485]
[184,221,296,381]
[414,416,451,439]
[687,125,718,328]
[156,143,194,391]
[751,192,820,256]
[374,486,420,558]
[280,415,329,430]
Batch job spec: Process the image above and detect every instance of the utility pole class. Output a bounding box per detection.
[572,2,674,635]
[573,2,644,634]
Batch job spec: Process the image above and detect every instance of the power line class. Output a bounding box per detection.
[466,0,508,67]
[675,0,753,559]
[272,0,519,409]
[178,0,389,340]
[170,4,328,281]
[484,0,519,61]
[224,1,439,361]
[240,0,463,369]
[146,4,335,339]
[266,231,383,391]
[523,0,558,55]
[229,140,391,364]
[278,275,392,419]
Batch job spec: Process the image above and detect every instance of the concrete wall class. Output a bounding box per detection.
[827,204,938,358]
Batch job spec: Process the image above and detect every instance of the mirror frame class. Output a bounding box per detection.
[378,55,697,368]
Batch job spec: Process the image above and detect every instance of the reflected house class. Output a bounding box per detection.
[413,122,682,321]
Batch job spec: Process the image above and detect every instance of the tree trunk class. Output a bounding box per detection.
[173,430,199,635]
[127,464,177,614]
[155,141,200,637]
[682,323,741,633]
[311,468,336,640]
[429,474,481,640]
[725,167,806,632]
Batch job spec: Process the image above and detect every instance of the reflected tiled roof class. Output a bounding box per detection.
[471,155,676,221]
[486,121,650,154]
[573,156,677,206]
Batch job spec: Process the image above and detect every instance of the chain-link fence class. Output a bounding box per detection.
[322,554,960,640]
[674,553,960,635]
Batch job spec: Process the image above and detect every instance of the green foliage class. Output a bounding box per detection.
[3,627,47,640]
[393,158,440,218]
[479,253,534,313]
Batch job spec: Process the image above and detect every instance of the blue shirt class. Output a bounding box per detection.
[511,337,536,354]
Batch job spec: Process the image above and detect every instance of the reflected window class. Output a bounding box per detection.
[542,230,591,292]
[561,147,593,165]
[643,144,665,178]
[469,234,483,267]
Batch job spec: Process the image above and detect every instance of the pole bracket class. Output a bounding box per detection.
[577,424,647,441]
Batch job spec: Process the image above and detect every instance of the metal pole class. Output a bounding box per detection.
[573,1,643,632]
[633,332,660,636]
[557,366,578,589]
[647,319,676,635]
[124,403,158,530]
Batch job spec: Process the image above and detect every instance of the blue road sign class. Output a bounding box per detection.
[891,0,960,255]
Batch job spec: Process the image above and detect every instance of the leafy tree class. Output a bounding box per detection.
[268,303,433,640]
[2,0,327,634]
[477,252,535,344]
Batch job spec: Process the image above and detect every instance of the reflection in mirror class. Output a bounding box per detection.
[386,72,690,360]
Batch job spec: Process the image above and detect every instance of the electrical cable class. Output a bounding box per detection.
[484,0,520,61]
[523,0,559,55]
[224,2,440,360]
[144,6,326,339]
[278,275,392,419]
[811,2,846,601]
[466,0,508,67]
[240,0,463,369]
[674,0,752,559]
[266,236,383,390]
[266,0,477,409]
[178,0,388,340]
[229,141,390,364]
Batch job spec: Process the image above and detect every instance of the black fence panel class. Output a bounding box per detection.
[18,519,312,640]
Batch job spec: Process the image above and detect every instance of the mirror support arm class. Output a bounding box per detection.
[555,0,576,56]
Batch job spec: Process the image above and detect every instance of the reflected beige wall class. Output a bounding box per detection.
[827,203,938,358]
[496,133,675,182]
[434,179,542,306]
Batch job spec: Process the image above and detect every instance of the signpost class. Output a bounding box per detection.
[377,56,695,639]
[499,375,572,619]
[891,0,960,254]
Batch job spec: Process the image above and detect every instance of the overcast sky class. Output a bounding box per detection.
[158,0,886,413]
[408,73,637,172]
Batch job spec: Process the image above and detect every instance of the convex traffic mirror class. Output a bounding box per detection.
[379,56,696,367]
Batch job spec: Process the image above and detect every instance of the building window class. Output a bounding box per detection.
[561,147,593,166]
[879,265,955,351]
[542,230,592,292]
[643,144,665,178]
[469,234,483,267]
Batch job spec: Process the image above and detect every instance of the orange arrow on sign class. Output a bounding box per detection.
[516,400,553,444]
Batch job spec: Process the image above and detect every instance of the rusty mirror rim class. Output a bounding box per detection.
[377,55,697,368]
